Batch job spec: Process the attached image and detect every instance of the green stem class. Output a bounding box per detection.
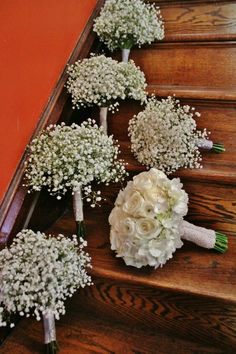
[76,220,86,239]
[212,143,225,153]
[214,232,228,253]
[45,341,59,354]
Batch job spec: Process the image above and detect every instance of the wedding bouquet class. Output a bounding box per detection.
[66,54,147,133]
[0,229,92,353]
[94,0,164,62]
[109,168,227,268]
[128,96,225,174]
[24,119,127,237]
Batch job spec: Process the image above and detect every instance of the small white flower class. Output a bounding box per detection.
[0,230,92,327]
[129,96,209,174]
[66,55,147,112]
[94,0,164,51]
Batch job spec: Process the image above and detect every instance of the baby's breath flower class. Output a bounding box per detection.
[66,55,147,112]
[128,96,209,174]
[94,0,164,51]
[24,119,128,202]
[0,230,92,326]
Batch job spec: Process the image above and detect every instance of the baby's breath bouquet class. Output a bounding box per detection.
[109,168,227,269]
[0,229,92,353]
[129,96,225,174]
[66,55,147,133]
[94,0,164,62]
[24,119,127,237]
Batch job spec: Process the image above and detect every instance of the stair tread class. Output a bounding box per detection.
[118,141,236,184]
[48,205,236,303]
[1,298,225,354]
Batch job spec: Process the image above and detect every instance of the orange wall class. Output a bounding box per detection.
[0,0,96,202]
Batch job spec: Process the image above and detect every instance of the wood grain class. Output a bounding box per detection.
[1,297,227,353]
[48,205,236,303]
[125,42,236,93]
[159,1,236,42]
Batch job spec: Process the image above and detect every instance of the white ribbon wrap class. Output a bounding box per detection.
[43,310,56,344]
[122,48,131,63]
[100,107,108,134]
[181,220,215,249]
[197,139,213,150]
[73,185,84,222]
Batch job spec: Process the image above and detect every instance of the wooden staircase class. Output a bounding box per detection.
[1,1,236,353]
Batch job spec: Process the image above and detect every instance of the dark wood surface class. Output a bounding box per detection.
[126,42,236,92]
[47,204,236,302]
[159,0,236,42]
[1,295,229,354]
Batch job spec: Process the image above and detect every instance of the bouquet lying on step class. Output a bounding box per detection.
[24,119,127,237]
[129,96,225,174]
[0,229,92,353]
[94,0,164,62]
[66,54,147,133]
[109,168,227,268]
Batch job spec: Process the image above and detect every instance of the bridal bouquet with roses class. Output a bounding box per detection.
[109,168,227,268]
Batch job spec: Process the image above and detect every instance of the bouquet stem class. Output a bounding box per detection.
[181,221,228,253]
[197,139,225,153]
[73,185,85,238]
[122,48,131,63]
[100,107,108,134]
[43,311,59,354]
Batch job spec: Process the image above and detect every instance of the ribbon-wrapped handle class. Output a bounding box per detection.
[181,220,228,253]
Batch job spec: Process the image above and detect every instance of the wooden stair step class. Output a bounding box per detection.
[44,206,236,350]
[113,42,236,97]
[1,295,227,354]
[158,0,236,43]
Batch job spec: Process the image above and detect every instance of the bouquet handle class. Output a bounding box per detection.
[181,220,227,253]
[122,48,130,63]
[73,184,85,238]
[197,139,225,153]
[100,107,108,134]
[43,310,58,354]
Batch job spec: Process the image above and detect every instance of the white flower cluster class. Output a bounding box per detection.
[0,229,92,326]
[24,119,128,200]
[129,96,209,174]
[94,0,164,51]
[109,168,188,268]
[66,55,147,112]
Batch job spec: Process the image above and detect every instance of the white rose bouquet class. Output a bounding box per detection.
[66,54,147,133]
[109,168,227,269]
[24,119,128,237]
[94,0,164,62]
[0,229,92,353]
[128,96,225,174]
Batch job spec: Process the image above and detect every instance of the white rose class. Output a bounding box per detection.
[108,206,127,232]
[136,218,161,239]
[122,217,136,237]
[122,190,145,216]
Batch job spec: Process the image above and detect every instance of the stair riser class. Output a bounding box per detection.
[75,280,236,351]
[159,0,236,42]
[114,43,236,92]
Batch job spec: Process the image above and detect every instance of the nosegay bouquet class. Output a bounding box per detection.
[109,168,227,268]
[66,54,147,133]
[0,229,92,353]
[129,96,225,174]
[94,0,164,62]
[24,119,127,238]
